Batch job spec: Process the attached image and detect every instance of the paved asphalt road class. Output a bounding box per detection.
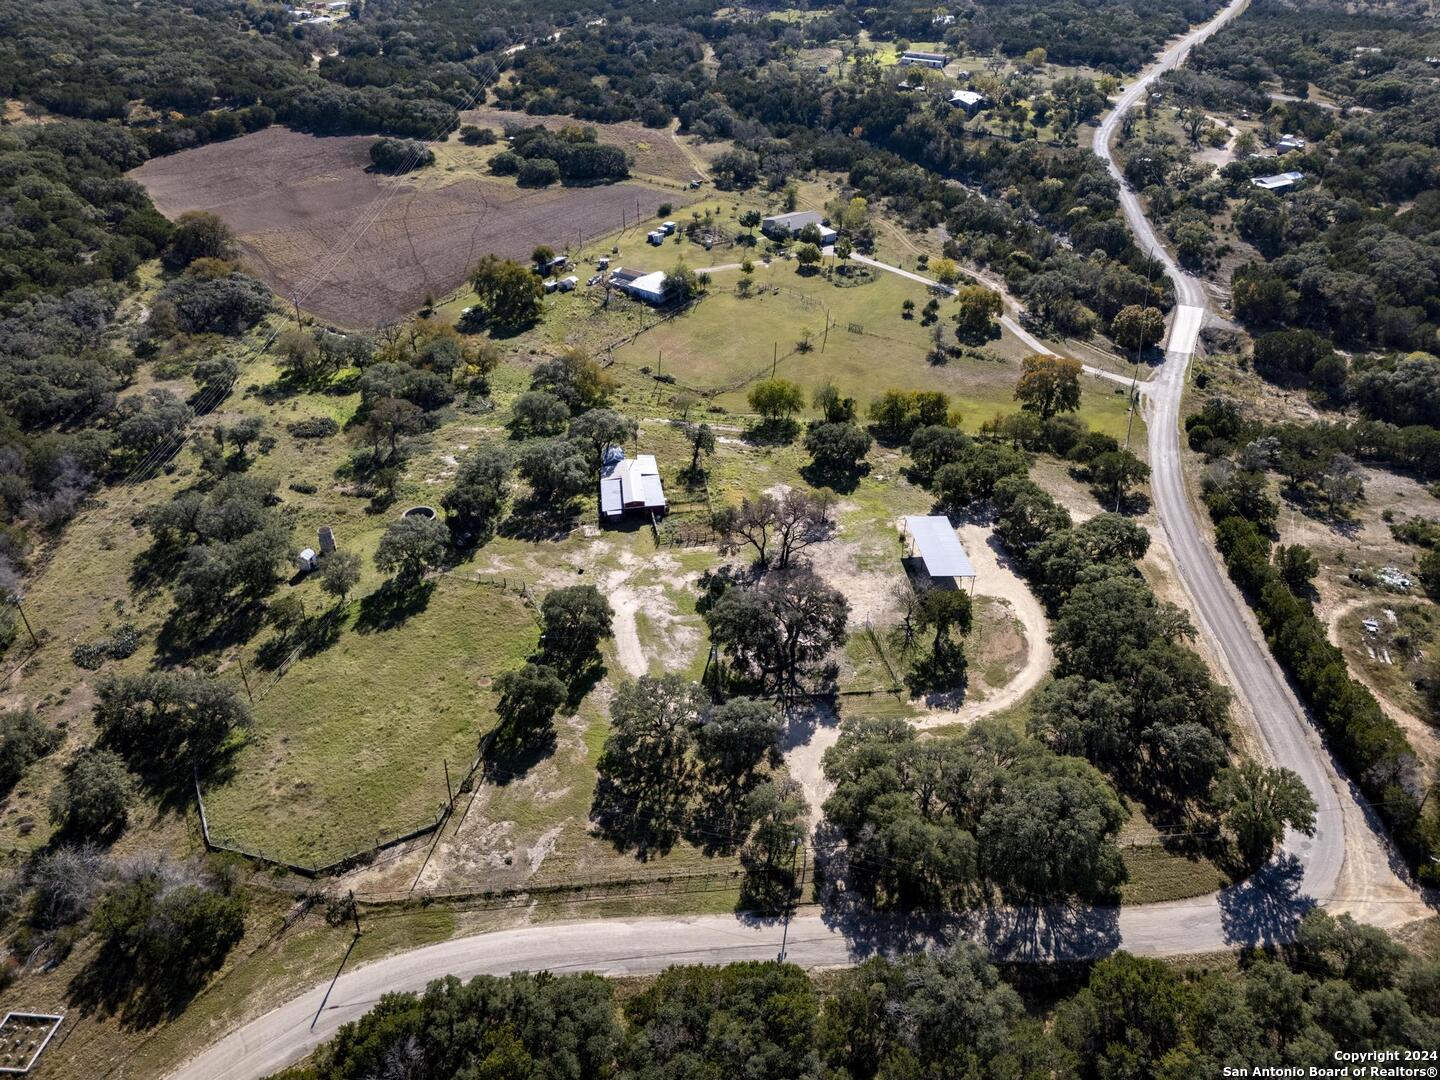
[163,5,1418,1077]
[1093,0,1360,908]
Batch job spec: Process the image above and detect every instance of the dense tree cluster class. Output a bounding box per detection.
[144,475,289,632]
[591,675,790,877]
[1140,0,1440,355]
[93,669,251,778]
[823,717,1126,908]
[493,124,630,184]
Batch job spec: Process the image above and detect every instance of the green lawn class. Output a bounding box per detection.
[203,578,539,867]
[1119,845,1230,905]
[612,262,1137,438]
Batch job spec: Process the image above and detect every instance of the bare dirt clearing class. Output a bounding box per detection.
[130,126,675,328]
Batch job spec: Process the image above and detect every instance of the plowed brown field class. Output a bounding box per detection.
[131,126,675,328]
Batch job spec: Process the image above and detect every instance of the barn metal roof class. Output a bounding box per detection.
[903,515,975,578]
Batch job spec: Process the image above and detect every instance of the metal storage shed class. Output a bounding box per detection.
[600,450,667,520]
[901,515,975,583]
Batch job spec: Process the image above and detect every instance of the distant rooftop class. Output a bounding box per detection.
[1251,171,1304,190]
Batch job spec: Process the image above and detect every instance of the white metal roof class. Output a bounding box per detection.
[903,515,975,578]
[1251,171,1303,190]
[627,271,669,298]
[600,452,666,516]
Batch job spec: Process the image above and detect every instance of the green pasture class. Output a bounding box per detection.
[612,261,1138,438]
[203,578,539,866]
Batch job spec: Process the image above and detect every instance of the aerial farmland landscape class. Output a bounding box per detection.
[1,0,1439,1076]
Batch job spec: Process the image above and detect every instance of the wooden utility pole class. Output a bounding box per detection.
[772,341,778,377]
[291,293,302,327]
[348,889,361,935]
[11,599,37,650]
[238,658,254,703]
[443,758,453,805]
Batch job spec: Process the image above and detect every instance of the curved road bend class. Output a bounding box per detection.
[163,6,1423,1078]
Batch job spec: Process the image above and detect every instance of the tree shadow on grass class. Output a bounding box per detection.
[737,853,797,917]
[744,419,800,447]
[687,781,754,858]
[354,579,434,633]
[150,602,268,668]
[904,647,968,698]
[253,607,346,671]
[799,460,869,495]
[497,498,580,542]
[589,769,693,861]
[482,722,559,784]
[67,907,244,1030]
[558,654,606,712]
[954,322,1003,348]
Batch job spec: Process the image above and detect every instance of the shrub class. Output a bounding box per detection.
[369,137,435,173]
[287,416,339,439]
[0,710,60,791]
[71,624,140,670]
[517,157,561,187]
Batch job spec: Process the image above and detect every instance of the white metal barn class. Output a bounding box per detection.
[599,449,667,521]
[901,515,976,589]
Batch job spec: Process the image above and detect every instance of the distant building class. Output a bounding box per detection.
[599,448,666,521]
[949,89,989,115]
[647,229,666,245]
[542,278,558,293]
[318,525,336,554]
[900,516,975,588]
[608,267,670,305]
[660,221,677,235]
[557,275,579,292]
[1275,133,1306,153]
[899,50,949,69]
[761,210,837,245]
[297,548,319,573]
[932,13,955,25]
[1250,170,1304,191]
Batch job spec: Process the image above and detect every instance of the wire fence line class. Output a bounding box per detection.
[195,691,503,879]
[349,865,744,908]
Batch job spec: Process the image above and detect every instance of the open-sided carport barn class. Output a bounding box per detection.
[901,514,977,593]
